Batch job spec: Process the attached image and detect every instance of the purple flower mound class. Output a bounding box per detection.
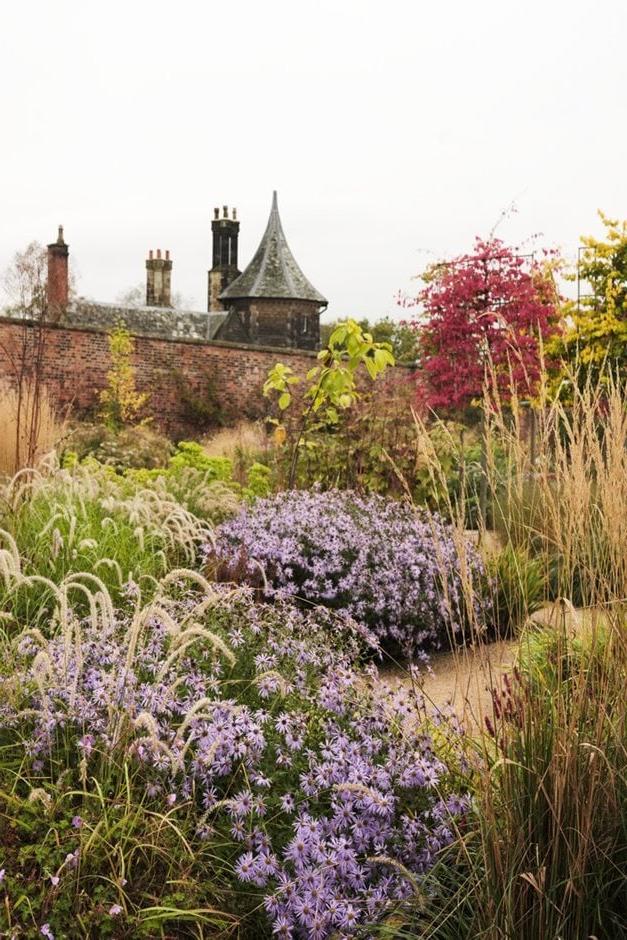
[213,489,490,655]
[1,588,471,937]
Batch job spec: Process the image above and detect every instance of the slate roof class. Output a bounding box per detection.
[220,192,327,305]
[66,300,228,342]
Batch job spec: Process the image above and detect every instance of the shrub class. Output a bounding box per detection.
[173,367,224,431]
[99,326,149,428]
[0,462,214,624]
[243,461,272,502]
[0,578,470,938]
[169,440,233,480]
[488,543,546,637]
[212,489,490,655]
[66,421,173,471]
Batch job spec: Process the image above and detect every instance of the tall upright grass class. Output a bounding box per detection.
[487,371,627,607]
[401,368,627,939]
[0,383,66,477]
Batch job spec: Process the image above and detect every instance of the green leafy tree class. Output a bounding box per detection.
[264,319,395,486]
[555,212,627,383]
[320,316,417,363]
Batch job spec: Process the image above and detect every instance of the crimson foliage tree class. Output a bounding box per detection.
[408,238,559,411]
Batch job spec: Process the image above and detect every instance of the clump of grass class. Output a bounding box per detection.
[398,367,627,939]
[474,608,626,939]
[0,460,217,626]
[202,420,271,484]
[0,383,66,477]
[487,543,546,638]
[488,370,627,607]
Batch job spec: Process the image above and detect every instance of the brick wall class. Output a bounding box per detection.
[0,315,320,436]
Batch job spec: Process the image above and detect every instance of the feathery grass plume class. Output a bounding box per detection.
[403,363,627,939]
[171,622,235,661]
[0,383,66,477]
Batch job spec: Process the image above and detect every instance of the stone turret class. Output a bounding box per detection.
[218,192,327,349]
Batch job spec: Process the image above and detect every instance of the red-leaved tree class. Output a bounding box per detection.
[407,238,560,411]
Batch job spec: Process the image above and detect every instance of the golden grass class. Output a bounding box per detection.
[0,383,66,477]
[401,368,627,938]
[201,421,268,460]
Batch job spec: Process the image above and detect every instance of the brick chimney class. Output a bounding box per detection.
[47,225,69,320]
[145,248,173,307]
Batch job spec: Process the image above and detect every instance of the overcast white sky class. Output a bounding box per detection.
[1,0,625,320]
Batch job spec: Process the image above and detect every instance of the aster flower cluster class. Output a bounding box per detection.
[212,489,490,655]
[0,585,470,937]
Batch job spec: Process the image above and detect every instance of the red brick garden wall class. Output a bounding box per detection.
[0,317,323,436]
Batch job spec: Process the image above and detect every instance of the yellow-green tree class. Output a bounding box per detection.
[99,327,149,428]
[558,212,627,383]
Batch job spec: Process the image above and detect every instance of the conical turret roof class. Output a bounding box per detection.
[220,192,327,304]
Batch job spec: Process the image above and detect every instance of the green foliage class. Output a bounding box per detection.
[488,543,546,637]
[554,212,627,386]
[242,461,272,502]
[65,421,174,472]
[168,441,233,480]
[517,616,613,690]
[172,368,224,431]
[98,327,149,429]
[144,466,242,524]
[320,316,418,364]
[264,319,395,486]
[0,463,216,625]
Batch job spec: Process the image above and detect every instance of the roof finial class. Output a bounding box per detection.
[271,190,278,211]
[57,224,65,245]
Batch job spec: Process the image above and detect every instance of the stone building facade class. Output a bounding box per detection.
[0,195,334,434]
[43,192,327,352]
[217,192,326,350]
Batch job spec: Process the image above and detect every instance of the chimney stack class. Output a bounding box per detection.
[47,225,69,321]
[208,205,240,311]
[145,248,173,307]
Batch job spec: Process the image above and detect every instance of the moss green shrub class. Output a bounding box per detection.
[168,441,232,480]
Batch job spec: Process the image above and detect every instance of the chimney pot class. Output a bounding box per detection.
[232,208,237,220]
[223,205,228,218]
[165,249,170,260]
[157,248,161,259]
[149,249,153,259]
[214,207,219,219]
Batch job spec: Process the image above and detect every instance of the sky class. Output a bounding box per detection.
[1,0,626,322]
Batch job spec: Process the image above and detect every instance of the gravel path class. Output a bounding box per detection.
[377,603,597,731]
